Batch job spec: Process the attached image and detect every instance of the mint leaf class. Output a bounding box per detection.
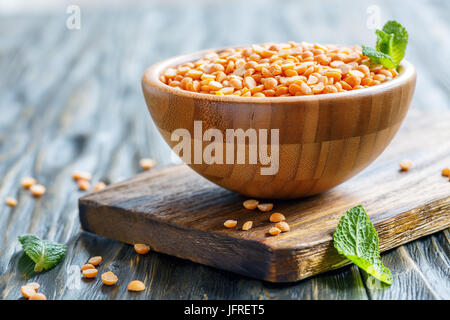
[362,45,396,69]
[382,20,408,66]
[363,20,408,69]
[18,235,67,272]
[375,29,394,55]
[333,205,393,285]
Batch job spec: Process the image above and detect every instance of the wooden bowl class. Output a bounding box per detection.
[142,49,416,199]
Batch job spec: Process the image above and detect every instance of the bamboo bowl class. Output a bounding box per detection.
[142,49,416,199]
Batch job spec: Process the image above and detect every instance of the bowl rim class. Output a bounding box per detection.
[142,46,416,104]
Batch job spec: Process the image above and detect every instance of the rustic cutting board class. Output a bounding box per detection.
[79,111,450,282]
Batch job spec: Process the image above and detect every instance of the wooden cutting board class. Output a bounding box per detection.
[79,111,450,282]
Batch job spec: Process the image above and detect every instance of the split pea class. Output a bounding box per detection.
[5,197,17,207]
[269,227,281,236]
[134,243,151,255]
[257,203,273,212]
[243,199,259,210]
[224,220,237,228]
[88,256,102,266]
[242,221,253,231]
[128,280,146,292]
[399,160,413,171]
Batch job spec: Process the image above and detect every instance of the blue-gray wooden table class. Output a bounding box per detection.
[0,0,449,300]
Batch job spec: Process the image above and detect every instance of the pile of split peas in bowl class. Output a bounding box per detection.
[159,41,398,97]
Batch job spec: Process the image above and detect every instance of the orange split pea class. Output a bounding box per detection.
[93,181,106,191]
[275,221,290,232]
[77,179,90,191]
[101,271,119,286]
[224,220,238,228]
[442,168,450,177]
[269,213,285,222]
[21,285,38,299]
[134,243,151,255]
[399,160,413,171]
[242,221,253,231]
[72,170,92,181]
[88,256,102,266]
[21,282,44,300]
[257,203,273,212]
[80,264,96,271]
[139,158,156,171]
[269,227,281,236]
[82,268,98,278]
[5,197,17,207]
[21,177,36,189]
[243,199,259,210]
[128,280,146,292]
[30,184,46,197]
[29,293,47,300]
[160,42,398,97]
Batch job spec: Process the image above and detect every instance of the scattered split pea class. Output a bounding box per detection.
[269,227,281,236]
[80,263,95,271]
[93,181,106,191]
[5,197,17,207]
[257,203,273,212]
[243,199,259,210]
[77,179,91,191]
[269,213,285,222]
[21,285,38,299]
[134,243,150,255]
[20,282,44,300]
[29,293,47,300]
[399,160,413,171]
[224,220,237,228]
[275,221,290,232]
[30,184,46,197]
[72,170,92,181]
[101,271,118,286]
[139,158,156,171]
[88,256,102,266]
[20,177,36,189]
[82,268,98,278]
[442,168,450,177]
[242,221,253,231]
[128,280,146,292]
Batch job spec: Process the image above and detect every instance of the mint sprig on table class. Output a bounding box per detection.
[362,20,408,69]
[333,205,393,285]
[18,235,67,273]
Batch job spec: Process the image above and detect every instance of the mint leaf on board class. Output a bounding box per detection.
[381,20,408,66]
[362,45,396,69]
[333,205,393,285]
[18,235,67,273]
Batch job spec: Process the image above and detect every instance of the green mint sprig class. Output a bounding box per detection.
[362,20,408,69]
[333,205,393,285]
[18,234,67,273]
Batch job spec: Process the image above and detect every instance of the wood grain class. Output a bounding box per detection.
[0,0,449,299]
[79,109,450,282]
